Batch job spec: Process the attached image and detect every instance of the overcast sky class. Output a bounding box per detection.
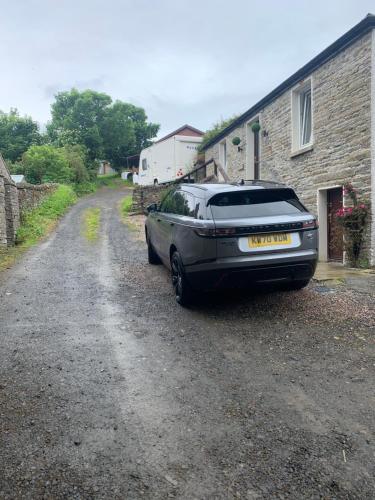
[0,0,374,136]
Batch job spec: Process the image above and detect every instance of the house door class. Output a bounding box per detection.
[246,120,260,180]
[327,188,343,262]
[253,124,260,180]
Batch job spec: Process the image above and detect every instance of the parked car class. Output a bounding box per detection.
[145,182,318,305]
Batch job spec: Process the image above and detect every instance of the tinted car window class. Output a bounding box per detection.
[159,191,175,213]
[160,191,196,216]
[209,189,307,219]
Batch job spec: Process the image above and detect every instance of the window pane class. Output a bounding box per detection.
[161,191,196,216]
[209,189,307,219]
[300,89,311,146]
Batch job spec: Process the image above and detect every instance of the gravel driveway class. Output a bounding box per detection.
[0,186,374,499]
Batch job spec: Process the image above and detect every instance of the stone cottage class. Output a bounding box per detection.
[202,14,375,265]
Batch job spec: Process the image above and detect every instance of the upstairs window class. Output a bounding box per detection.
[291,79,313,153]
[142,158,148,170]
[300,87,312,146]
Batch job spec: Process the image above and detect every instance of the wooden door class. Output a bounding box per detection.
[327,188,343,262]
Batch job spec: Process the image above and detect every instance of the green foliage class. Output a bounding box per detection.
[199,115,239,151]
[23,145,73,184]
[0,108,41,162]
[7,160,25,175]
[120,195,133,217]
[335,183,369,267]
[16,185,77,245]
[82,208,101,241]
[62,144,90,184]
[47,88,159,170]
[47,89,111,160]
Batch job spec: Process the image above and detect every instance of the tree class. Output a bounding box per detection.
[23,145,72,184]
[47,89,159,171]
[199,115,239,151]
[61,144,90,184]
[0,109,41,162]
[47,89,112,161]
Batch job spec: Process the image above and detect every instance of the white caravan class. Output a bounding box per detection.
[138,125,203,186]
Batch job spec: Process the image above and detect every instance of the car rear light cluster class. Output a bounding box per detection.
[195,227,236,237]
[302,219,318,229]
[195,220,318,238]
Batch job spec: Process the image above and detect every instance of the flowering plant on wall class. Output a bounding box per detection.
[335,183,369,267]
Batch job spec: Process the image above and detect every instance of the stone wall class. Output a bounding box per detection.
[0,154,58,247]
[0,176,6,246]
[132,185,170,213]
[17,183,57,215]
[4,181,20,245]
[204,32,374,263]
[0,155,20,246]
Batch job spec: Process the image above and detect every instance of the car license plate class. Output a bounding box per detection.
[248,233,292,248]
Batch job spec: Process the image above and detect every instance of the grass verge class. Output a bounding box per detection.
[0,185,77,271]
[74,175,133,196]
[119,194,145,239]
[119,194,136,231]
[82,208,101,242]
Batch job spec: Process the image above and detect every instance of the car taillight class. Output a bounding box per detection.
[215,228,236,236]
[194,227,236,237]
[303,219,318,229]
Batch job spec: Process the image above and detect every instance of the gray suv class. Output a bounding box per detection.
[145,182,318,305]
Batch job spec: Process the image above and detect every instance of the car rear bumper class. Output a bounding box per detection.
[185,250,318,290]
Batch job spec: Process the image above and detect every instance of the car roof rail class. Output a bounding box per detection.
[237,179,286,186]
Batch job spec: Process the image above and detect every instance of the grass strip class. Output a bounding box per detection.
[0,185,77,271]
[82,208,101,242]
[74,175,133,196]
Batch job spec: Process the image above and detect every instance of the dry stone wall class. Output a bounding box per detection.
[132,185,169,213]
[0,154,57,247]
[18,183,57,214]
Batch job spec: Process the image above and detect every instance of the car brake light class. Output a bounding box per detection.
[303,219,318,229]
[195,227,236,237]
[215,228,236,236]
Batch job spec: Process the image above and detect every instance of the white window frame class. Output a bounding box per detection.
[291,78,313,155]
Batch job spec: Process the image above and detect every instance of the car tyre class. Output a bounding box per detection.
[171,251,193,306]
[147,236,160,265]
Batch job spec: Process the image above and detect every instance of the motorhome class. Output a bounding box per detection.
[138,125,203,185]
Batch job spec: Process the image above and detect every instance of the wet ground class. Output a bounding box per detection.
[0,186,374,499]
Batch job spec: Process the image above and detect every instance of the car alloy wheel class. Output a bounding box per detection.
[171,252,192,306]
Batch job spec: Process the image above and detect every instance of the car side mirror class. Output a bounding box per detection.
[147,203,158,213]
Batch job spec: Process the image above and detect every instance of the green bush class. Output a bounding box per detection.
[16,185,77,245]
[23,145,73,184]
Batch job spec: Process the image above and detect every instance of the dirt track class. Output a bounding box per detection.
[0,186,374,499]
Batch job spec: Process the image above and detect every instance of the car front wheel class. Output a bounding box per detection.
[171,251,193,306]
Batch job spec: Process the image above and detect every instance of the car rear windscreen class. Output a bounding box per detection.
[208,189,307,219]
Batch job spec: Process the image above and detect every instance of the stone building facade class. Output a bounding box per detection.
[202,15,375,265]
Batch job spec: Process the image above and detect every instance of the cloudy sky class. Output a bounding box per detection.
[0,0,374,136]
